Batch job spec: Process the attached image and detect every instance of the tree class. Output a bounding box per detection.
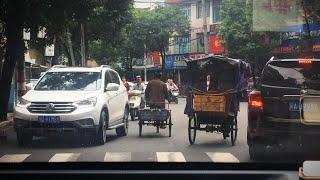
[119,6,189,78]
[217,0,274,71]
[0,0,132,121]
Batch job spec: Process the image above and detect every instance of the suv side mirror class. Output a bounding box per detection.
[105,83,119,92]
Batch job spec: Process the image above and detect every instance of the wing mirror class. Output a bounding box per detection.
[105,83,119,92]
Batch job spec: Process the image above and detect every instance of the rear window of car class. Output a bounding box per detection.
[262,60,320,90]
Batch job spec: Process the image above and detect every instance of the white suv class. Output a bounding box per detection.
[14,65,129,146]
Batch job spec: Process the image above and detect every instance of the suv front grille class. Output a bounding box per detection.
[28,102,76,114]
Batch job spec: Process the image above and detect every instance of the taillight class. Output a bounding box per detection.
[249,91,263,110]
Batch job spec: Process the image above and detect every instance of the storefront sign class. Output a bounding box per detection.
[210,35,224,54]
[165,54,188,69]
[149,51,162,67]
[313,44,320,52]
[210,24,217,35]
[272,46,295,54]
[45,44,54,57]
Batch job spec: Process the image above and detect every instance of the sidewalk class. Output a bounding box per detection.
[0,113,13,138]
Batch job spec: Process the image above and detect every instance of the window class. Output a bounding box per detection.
[196,1,202,19]
[35,72,102,91]
[262,61,320,90]
[196,33,204,52]
[104,71,112,87]
[173,35,191,54]
[179,4,191,20]
[109,71,120,85]
[212,0,221,23]
[197,1,209,19]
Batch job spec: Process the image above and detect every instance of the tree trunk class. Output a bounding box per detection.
[160,47,166,81]
[16,44,26,97]
[66,25,75,66]
[80,23,86,66]
[0,48,3,78]
[0,0,24,121]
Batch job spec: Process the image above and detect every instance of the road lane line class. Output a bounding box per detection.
[104,152,131,162]
[49,153,80,162]
[156,152,186,162]
[0,154,31,163]
[206,152,240,163]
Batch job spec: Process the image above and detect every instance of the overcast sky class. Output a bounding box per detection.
[134,0,164,9]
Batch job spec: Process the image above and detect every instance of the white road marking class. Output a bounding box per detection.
[49,153,80,162]
[104,152,131,162]
[156,152,186,162]
[206,152,240,163]
[0,154,31,163]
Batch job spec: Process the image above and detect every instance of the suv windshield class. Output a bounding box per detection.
[263,61,320,90]
[35,72,102,91]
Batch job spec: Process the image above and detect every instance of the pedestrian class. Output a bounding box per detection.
[166,78,178,91]
[122,77,130,92]
[132,75,146,109]
[145,72,169,109]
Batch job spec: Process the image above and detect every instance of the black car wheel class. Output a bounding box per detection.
[116,106,129,136]
[96,110,107,145]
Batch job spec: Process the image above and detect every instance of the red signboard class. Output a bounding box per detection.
[149,51,161,67]
[272,46,294,54]
[313,44,320,52]
[210,35,224,54]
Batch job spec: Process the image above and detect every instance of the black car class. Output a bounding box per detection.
[247,58,320,159]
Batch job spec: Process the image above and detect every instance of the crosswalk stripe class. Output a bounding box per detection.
[0,154,31,163]
[156,152,186,162]
[206,152,240,163]
[104,152,131,162]
[49,153,80,162]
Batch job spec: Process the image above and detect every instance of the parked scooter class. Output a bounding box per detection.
[169,89,179,104]
[128,90,143,121]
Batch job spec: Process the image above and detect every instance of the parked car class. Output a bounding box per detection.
[247,58,320,159]
[14,65,129,146]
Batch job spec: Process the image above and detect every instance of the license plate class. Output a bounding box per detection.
[38,116,60,124]
[302,97,320,124]
[129,103,134,107]
[289,101,300,112]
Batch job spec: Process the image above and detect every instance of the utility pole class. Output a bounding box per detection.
[80,23,86,67]
[202,0,209,54]
[144,43,147,82]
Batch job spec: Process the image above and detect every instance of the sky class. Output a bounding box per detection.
[134,0,165,9]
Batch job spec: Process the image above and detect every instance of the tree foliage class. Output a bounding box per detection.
[217,0,273,71]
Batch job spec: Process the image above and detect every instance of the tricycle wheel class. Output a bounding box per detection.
[188,113,197,145]
[230,115,238,146]
[139,120,142,137]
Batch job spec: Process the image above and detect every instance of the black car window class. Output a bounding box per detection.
[109,71,120,85]
[104,71,113,87]
[262,61,320,90]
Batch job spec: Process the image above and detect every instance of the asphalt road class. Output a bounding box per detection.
[0,98,313,163]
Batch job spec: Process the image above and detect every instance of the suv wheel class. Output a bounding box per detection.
[96,110,107,145]
[16,130,33,146]
[116,106,129,137]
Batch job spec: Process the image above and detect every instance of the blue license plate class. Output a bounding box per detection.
[38,116,60,123]
[289,101,300,112]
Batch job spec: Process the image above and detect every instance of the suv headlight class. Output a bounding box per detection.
[16,98,31,107]
[74,97,97,107]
